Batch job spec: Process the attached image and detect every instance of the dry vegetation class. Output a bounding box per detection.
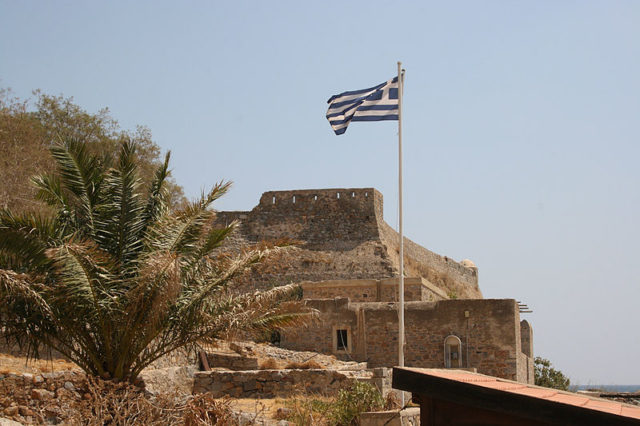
[0,373,240,425]
[0,353,78,375]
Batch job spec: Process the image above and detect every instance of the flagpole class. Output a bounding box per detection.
[397,61,405,372]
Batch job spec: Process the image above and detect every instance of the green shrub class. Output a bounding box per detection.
[284,381,385,425]
[328,381,384,425]
[534,357,570,391]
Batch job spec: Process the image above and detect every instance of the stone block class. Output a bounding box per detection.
[31,388,54,401]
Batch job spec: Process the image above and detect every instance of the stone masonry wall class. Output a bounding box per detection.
[301,278,448,303]
[242,188,382,247]
[205,352,259,371]
[378,222,481,299]
[520,320,533,357]
[214,188,481,299]
[282,298,356,361]
[281,298,531,383]
[519,320,534,383]
[192,369,354,398]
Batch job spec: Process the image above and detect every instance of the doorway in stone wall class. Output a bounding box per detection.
[444,335,462,368]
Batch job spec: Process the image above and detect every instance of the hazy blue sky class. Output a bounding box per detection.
[2,1,639,385]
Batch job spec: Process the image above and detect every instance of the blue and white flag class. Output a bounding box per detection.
[326,76,399,135]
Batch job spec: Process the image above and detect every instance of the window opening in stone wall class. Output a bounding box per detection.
[314,195,317,201]
[292,195,296,204]
[352,192,355,197]
[336,329,348,351]
[337,192,340,199]
[444,335,462,368]
[365,192,368,197]
[272,196,276,204]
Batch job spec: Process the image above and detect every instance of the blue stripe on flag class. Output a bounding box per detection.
[326,76,399,135]
[326,81,387,104]
[352,114,398,122]
[356,104,398,111]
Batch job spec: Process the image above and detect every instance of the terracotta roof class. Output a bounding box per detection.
[405,367,640,420]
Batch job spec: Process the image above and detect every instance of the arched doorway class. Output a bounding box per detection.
[444,335,462,368]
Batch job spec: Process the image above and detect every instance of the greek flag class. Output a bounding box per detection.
[326,76,399,135]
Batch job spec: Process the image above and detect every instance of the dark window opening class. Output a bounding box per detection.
[336,329,348,351]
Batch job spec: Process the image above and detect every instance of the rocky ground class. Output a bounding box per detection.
[215,340,368,372]
[0,341,372,425]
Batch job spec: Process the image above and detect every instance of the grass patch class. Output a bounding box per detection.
[280,381,385,425]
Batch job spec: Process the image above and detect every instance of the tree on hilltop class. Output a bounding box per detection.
[0,138,310,381]
[0,88,186,213]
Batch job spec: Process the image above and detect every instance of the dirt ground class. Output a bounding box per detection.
[0,353,78,375]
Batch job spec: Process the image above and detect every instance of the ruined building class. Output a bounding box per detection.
[216,188,534,384]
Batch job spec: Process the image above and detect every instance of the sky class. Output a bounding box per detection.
[1,1,639,385]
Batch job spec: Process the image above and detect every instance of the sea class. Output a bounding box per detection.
[574,385,640,393]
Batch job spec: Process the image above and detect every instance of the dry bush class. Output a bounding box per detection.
[384,391,402,410]
[63,376,182,425]
[0,375,239,425]
[68,379,239,425]
[259,357,280,369]
[183,393,238,426]
[284,360,324,370]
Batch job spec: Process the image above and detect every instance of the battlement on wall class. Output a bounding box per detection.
[242,188,384,245]
[256,188,383,220]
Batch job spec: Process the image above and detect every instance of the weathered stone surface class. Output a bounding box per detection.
[193,369,362,398]
[215,188,481,299]
[302,277,448,303]
[139,365,197,396]
[359,407,420,426]
[2,408,18,417]
[30,388,53,401]
[0,417,23,426]
[282,298,534,383]
[16,407,32,417]
[206,352,259,371]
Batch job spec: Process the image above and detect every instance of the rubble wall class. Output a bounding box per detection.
[192,369,353,398]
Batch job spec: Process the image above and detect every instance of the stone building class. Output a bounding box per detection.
[216,188,534,383]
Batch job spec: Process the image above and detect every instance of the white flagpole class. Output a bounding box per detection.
[397,61,405,371]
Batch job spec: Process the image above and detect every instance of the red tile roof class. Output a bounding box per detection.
[410,368,640,420]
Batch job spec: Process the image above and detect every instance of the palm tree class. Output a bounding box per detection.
[0,139,308,381]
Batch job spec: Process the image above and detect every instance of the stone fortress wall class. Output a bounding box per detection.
[281,296,534,383]
[215,187,532,384]
[215,188,481,299]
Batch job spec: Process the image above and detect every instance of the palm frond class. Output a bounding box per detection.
[199,284,315,340]
[31,173,70,210]
[94,141,145,271]
[46,241,118,318]
[49,138,105,233]
[154,182,232,257]
[0,269,56,358]
[172,245,269,323]
[141,150,170,229]
[0,209,57,272]
[0,269,52,315]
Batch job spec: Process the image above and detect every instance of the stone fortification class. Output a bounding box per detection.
[301,277,449,303]
[216,188,481,299]
[281,297,534,383]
